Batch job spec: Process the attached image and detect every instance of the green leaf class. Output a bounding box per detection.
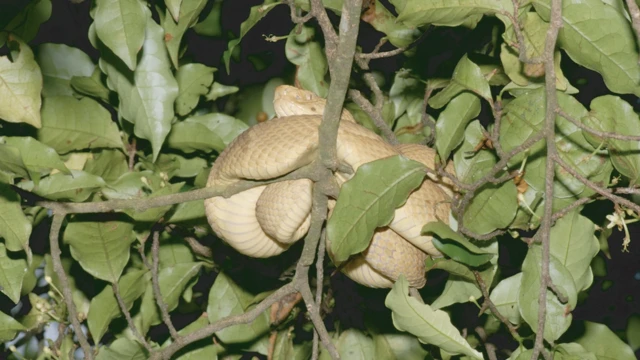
[422,221,494,266]
[18,170,106,202]
[335,329,375,360]
[430,275,481,310]
[70,67,111,102]
[394,0,512,29]
[385,276,483,359]
[0,243,27,303]
[95,336,149,360]
[163,316,219,360]
[553,343,598,360]
[463,181,518,235]
[193,0,223,37]
[165,0,183,21]
[489,273,522,324]
[0,182,32,252]
[162,0,208,68]
[583,95,640,185]
[2,137,71,182]
[0,145,27,178]
[222,0,281,73]
[533,0,640,96]
[431,238,494,267]
[83,149,129,183]
[64,215,136,282]
[518,245,578,342]
[0,308,25,342]
[362,0,420,49]
[327,156,427,262]
[36,43,96,97]
[549,211,599,291]
[207,272,270,347]
[157,262,203,312]
[453,120,496,183]
[429,55,492,108]
[205,82,239,101]
[285,26,329,98]
[373,333,429,360]
[575,322,636,360]
[167,200,206,224]
[435,92,481,161]
[0,37,42,128]
[38,96,123,153]
[167,113,248,153]
[3,0,52,43]
[175,63,216,116]
[425,257,476,282]
[100,15,179,161]
[87,270,149,345]
[94,0,147,70]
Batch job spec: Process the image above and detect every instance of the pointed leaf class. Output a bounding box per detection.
[207,272,270,345]
[63,215,136,282]
[0,309,25,342]
[285,26,329,97]
[157,262,203,312]
[36,43,95,97]
[222,0,281,73]
[0,37,42,128]
[0,244,27,303]
[435,92,481,161]
[100,16,179,161]
[94,0,147,70]
[429,55,491,108]
[3,0,52,43]
[395,0,512,30]
[2,137,70,180]
[519,245,578,342]
[533,0,640,96]
[162,0,208,68]
[575,322,636,360]
[38,96,123,153]
[489,273,522,324]
[175,63,216,116]
[0,182,32,252]
[327,155,427,262]
[18,170,106,202]
[385,276,483,359]
[91,301,150,356]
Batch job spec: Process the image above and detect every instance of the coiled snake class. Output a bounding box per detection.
[205,86,455,288]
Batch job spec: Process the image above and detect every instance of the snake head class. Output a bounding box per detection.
[273,85,326,117]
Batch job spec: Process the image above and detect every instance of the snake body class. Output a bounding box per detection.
[205,86,455,288]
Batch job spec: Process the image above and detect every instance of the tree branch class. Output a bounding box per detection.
[49,214,94,360]
[531,0,563,358]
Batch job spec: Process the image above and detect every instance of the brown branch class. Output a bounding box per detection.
[284,0,314,24]
[474,271,521,341]
[348,89,398,145]
[557,109,640,141]
[113,282,152,351]
[35,163,318,214]
[506,0,544,64]
[626,0,640,60]
[151,283,297,360]
[554,156,640,215]
[151,230,179,339]
[531,0,563,358]
[310,0,338,59]
[312,229,328,360]
[128,138,136,171]
[49,214,94,360]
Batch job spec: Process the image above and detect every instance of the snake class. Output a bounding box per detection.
[205,85,455,288]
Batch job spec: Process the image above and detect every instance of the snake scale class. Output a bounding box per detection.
[205,85,455,288]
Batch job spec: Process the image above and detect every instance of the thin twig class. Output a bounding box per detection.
[348,89,398,145]
[113,282,152,351]
[49,214,94,360]
[557,109,640,141]
[473,271,521,340]
[625,0,640,61]
[151,230,179,339]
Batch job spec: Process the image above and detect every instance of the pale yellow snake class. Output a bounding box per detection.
[205,86,455,288]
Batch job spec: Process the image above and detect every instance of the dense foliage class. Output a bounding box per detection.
[0,0,639,359]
